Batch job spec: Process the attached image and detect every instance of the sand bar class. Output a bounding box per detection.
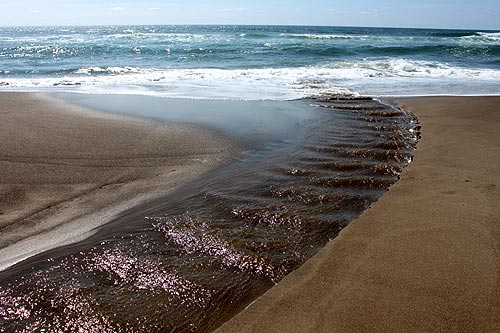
[217,96,500,332]
[0,92,235,270]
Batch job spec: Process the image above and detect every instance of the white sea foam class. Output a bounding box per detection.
[101,32,224,42]
[457,32,500,43]
[477,32,500,42]
[2,59,500,99]
[326,58,500,79]
[285,33,369,40]
[74,66,154,75]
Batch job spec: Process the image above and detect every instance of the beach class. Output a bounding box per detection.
[0,92,499,331]
[216,96,500,332]
[0,92,235,270]
[1,24,499,332]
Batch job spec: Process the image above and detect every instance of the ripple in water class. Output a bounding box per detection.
[0,97,419,332]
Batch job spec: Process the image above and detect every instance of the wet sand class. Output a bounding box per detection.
[0,92,235,270]
[217,96,500,332]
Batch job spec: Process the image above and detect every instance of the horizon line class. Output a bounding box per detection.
[0,23,498,31]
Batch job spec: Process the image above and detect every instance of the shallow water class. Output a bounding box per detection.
[56,93,313,146]
[0,97,418,332]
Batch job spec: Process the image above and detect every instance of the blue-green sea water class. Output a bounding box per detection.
[1,25,499,98]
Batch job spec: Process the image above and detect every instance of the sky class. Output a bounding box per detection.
[0,0,499,30]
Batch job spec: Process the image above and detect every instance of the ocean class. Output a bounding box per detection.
[1,25,500,98]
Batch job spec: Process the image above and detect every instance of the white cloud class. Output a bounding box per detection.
[359,9,379,15]
[147,7,160,11]
[109,6,125,11]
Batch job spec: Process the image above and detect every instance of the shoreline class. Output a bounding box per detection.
[0,92,237,271]
[216,96,500,332]
[4,87,500,99]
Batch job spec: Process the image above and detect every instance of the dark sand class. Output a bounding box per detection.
[0,92,235,270]
[217,96,500,332]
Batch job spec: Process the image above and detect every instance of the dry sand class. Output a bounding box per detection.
[216,96,500,332]
[0,92,235,270]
